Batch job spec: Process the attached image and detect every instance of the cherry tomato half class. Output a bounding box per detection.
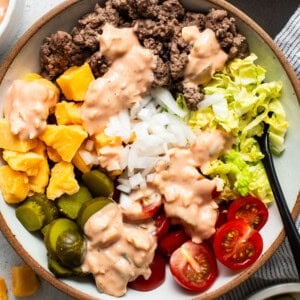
[227,196,268,231]
[216,204,229,229]
[153,210,170,240]
[158,229,189,257]
[213,220,263,270]
[170,241,218,292]
[206,207,228,247]
[122,193,162,221]
[128,252,166,291]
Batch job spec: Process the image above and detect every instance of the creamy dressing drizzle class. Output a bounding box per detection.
[121,185,162,219]
[81,23,155,135]
[82,202,156,297]
[0,0,8,24]
[152,130,232,243]
[98,145,124,171]
[3,79,58,140]
[182,26,228,86]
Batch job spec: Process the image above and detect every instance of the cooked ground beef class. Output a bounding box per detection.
[205,8,249,59]
[40,0,249,109]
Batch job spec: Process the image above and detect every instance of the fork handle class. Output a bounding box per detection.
[262,145,300,278]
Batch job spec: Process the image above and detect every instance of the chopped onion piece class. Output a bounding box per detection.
[101,88,195,194]
[117,184,131,194]
[151,87,187,118]
[129,172,145,189]
[79,150,99,165]
[119,193,132,208]
[197,93,228,119]
[85,139,94,151]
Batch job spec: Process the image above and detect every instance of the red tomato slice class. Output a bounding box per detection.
[122,193,162,221]
[211,186,220,199]
[227,196,268,231]
[216,204,229,229]
[153,209,170,240]
[158,229,189,257]
[213,220,263,270]
[128,252,166,291]
[170,241,218,292]
[206,207,228,246]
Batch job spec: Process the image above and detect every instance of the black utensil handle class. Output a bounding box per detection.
[262,142,300,277]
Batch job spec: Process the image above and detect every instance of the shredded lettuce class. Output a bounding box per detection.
[188,53,288,152]
[202,141,273,203]
[179,53,288,203]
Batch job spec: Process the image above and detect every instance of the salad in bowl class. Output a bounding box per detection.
[0,0,299,299]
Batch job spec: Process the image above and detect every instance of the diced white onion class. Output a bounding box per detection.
[151,87,187,118]
[85,139,94,151]
[197,93,228,119]
[105,110,131,142]
[99,88,195,194]
[119,193,133,208]
[79,150,99,166]
[117,184,132,194]
[129,172,145,189]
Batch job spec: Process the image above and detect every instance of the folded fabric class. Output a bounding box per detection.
[275,5,300,78]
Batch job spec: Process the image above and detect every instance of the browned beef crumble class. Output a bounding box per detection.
[40,0,249,110]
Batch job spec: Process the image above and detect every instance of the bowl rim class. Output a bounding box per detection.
[0,0,16,36]
[247,282,300,300]
[0,0,300,299]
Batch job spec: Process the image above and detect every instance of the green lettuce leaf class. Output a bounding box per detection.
[181,53,288,203]
[187,53,288,154]
[203,145,273,203]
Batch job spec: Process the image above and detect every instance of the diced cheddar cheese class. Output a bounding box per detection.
[56,63,95,101]
[46,146,62,163]
[93,132,122,153]
[0,119,38,152]
[24,73,59,99]
[28,159,50,194]
[38,125,88,162]
[55,101,83,125]
[0,165,29,203]
[32,140,47,156]
[71,139,96,173]
[72,150,93,174]
[46,161,79,200]
[2,150,45,176]
[25,141,50,194]
[0,276,8,300]
[11,265,40,297]
[23,73,42,81]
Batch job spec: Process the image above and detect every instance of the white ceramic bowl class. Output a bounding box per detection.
[0,0,24,56]
[247,282,300,300]
[0,1,300,300]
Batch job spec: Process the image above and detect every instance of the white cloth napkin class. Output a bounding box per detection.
[221,5,300,299]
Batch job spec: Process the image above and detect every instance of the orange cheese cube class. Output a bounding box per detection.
[56,63,95,101]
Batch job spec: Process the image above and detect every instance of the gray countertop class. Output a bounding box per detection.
[228,0,299,38]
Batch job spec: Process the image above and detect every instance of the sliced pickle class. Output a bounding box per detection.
[16,194,58,232]
[77,197,112,229]
[27,193,58,225]
[56,185,92,219]
[41,223,51,237]
[82,170,114,197]
[48,254,73,278]
[56,229,86,268]
[48,254,88,278]
[16,201,45,232]
[44,218,79,257]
